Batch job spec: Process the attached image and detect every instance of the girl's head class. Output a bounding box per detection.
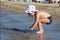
[25,5,38,14]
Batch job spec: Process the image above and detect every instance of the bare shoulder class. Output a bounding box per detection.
[38,11,49,14]
[37,11,51,16]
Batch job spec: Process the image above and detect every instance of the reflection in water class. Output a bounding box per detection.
[26,33,44,40]
[37,33,44,40]
[0,8,60,40]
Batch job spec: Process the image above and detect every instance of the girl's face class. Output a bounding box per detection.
[28,13,35,16]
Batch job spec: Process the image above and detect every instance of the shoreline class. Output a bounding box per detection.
[0,1,60,13]
[0,1,60,20]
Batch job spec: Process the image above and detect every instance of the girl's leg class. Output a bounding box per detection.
[36,22,43,34]
[36,18,50,34]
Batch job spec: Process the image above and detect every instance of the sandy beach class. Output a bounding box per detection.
[0,1,60,40]
[0,1,60,20]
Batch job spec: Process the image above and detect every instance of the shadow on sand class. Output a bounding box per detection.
[0,28,44,40]
[0,28,37,33]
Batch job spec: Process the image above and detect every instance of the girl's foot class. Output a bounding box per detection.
[36,30,44,34]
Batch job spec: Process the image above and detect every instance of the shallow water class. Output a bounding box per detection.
[0,8,60,40]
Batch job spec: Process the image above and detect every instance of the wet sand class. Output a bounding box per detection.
[0,1,60,40]
[0,8,60,40]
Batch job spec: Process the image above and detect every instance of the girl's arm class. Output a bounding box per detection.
[30,13,40,29]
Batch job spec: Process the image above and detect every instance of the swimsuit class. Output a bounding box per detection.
[46,16,52,25]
